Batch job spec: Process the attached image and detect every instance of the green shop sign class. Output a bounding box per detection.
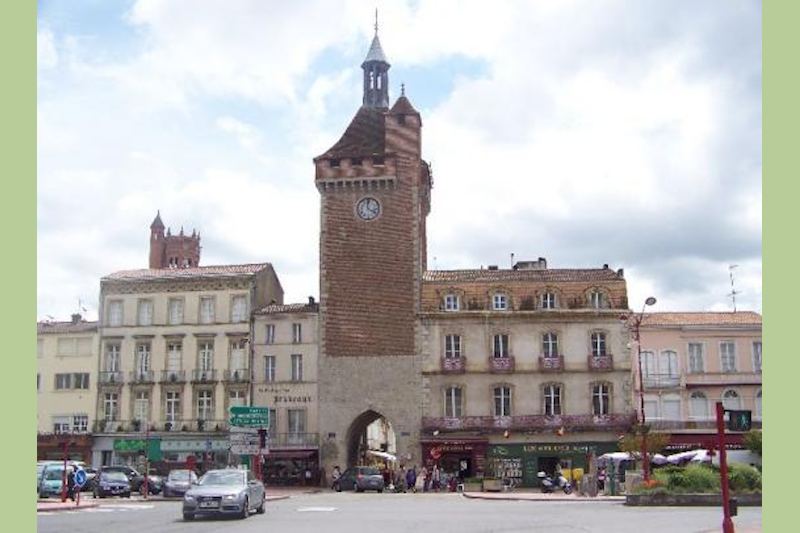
[113,438,162,461]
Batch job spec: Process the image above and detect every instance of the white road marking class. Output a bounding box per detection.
[297,506,338,512]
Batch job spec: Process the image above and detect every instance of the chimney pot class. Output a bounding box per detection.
[71,313,82,324]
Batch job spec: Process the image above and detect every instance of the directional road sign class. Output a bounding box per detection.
[230,444,261,455]
[74,468,87,488]
[228,406,271,427]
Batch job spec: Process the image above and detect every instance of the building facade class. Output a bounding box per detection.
[252,300,320,485]
[638,312,762,451]
[419,262,635,486]
[37,315,99,462]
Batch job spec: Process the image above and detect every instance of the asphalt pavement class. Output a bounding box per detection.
[37,491,763,533]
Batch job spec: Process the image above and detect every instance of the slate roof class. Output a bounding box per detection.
[641,312,762,327]
[423,268,625,284]
[254,302,319,315]
[317,106,386,160]
[362,35,389,65]
[37,321,98,335]
[102,263,273,282]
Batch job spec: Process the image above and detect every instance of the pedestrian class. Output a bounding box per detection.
[597,467,606,493]
[66,467,75,502]
[332,465,341,490]
[416,467,426,493]
[395,466,407,493]
[432,465,441,492]
[304,468,312,486]
[406,466,417,493]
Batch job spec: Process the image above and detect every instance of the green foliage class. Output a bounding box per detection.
[728,464,762,493]
[651,464,720,494]
[618,432,671,455]
[743,431,762,457]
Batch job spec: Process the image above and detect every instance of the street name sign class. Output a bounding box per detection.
[228,406,270,427]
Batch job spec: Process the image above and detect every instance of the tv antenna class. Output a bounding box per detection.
[728,264,740,312]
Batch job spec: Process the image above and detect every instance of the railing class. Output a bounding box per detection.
[490,356,515,373]
[441,356,466,374]
[643,374,680,388]
[185,419,229,432]
[223,369,251,383]
[92,419,125,433]
[648,419,763,431]
[423,413,636,433]
[539,355,564,372]
[684,372,762,386]
[99,371,124,384]
[129,370,155,384]
[266,432,319,449]
[191,369,218,383]
[588,354,614,371]
[160,370,187,383]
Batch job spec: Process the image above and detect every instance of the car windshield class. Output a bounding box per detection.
[44,468,64,480]
[168,471,191,481]
[358,467,380,475]
[102,472,129,482]
[198,471,244,486]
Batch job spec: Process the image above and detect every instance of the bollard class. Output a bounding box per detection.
[729,497,739,517]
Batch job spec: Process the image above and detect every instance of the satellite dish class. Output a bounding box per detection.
[645,297,657,306]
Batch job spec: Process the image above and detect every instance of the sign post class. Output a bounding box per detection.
[228,408,270,482]
[73,468,86,507]
[716,402,734,533]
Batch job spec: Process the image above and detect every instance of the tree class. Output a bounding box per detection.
[743,430,762,457]
[619,432,671,456]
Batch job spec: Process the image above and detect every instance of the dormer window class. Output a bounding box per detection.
[542,292,557,310]
[492,293,508,311]
[444,294,459,312]
[589,290,606,309]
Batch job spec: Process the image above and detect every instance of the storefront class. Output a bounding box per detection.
[420,439,489,479]
[37,434,93,463]
[664,433,746,452]
[113,437,163,471]
[487,441,620,487]
[157,436,230,474]
[263,450,319,486]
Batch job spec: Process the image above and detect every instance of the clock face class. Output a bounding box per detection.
[356,197,381,220]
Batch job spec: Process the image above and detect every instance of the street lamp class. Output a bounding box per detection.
[620,296,657,482]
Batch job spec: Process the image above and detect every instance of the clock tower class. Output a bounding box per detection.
[313,27,431,469]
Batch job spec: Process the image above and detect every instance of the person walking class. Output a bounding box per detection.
[395,466,407,493]
[432,465,441,492]
[66,467,75,502]
[331,465,341,490]
[406,466,417,493]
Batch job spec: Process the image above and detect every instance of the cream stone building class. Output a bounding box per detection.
[638,312,762,451]
[418,261,636,487]
[252,300,320,485]
[91,261,283,469]
[37,315,99,462]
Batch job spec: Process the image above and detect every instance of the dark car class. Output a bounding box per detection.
[333,466,384,493]
[140,470,163,495]
[100,465,144,491]
[182,469,265,520]
[93,471,132,498]
[82,468,99,492]
[163,469,198,498]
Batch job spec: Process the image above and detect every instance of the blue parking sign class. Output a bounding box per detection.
[74,468,87,488]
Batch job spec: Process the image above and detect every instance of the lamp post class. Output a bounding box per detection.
[621,296,657,482]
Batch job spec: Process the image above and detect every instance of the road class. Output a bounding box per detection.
[37,492,763,533]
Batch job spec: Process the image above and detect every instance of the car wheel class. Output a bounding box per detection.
[183,512,194,521]
[378,489,384,493]
[240,497,249,519]
[125,492,131,498]
[256,495,265,514]
[354,482,361,493]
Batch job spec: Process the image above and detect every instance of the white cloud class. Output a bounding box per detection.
[37,29,58,70]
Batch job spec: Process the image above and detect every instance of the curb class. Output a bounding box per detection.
[37,502,100,513]
[461,492,626,503]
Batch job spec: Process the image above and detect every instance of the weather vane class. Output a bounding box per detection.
[375,8,379,35]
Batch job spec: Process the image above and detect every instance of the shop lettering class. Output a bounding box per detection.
[274,395,313,403]
[522,444,594,454]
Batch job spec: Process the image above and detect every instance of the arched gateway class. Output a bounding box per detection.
[346,410,397,467]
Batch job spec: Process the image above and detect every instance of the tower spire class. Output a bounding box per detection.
[362,14,390,109]
[375,8,378,36]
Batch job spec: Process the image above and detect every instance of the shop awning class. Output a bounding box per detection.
[266,450,317,459]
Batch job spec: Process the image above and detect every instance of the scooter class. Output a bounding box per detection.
[537,471,573,494]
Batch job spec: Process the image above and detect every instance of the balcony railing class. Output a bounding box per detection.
[684,372,762,386]
[643,374,681,388]
[588,354,614,371]
[490,356,515,373]
[160,370,187,383]
[99,371,124,385]
[648,419,763,431]
[442,356,466,374]
[92,419,125,433]
[423,413,636,433]
[266,432,319,449]
[192,369,218,383]
[539,355,564,372]
[129,370,155,384]
[223,369,251,383]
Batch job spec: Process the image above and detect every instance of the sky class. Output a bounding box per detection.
[37,0,762,321]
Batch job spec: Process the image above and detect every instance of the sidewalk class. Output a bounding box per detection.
[37,499,99,513]
[463,491,625,503]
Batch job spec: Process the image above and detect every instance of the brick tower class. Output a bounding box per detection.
[148,211,202,269]
[315,26,432,470]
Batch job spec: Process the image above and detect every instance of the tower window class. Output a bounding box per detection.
[352,157,362,166]
[330,159,340,168]
[372,156,384,166]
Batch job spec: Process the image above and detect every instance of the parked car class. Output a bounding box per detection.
[81,467,99,492]
[182,469,265,520]
[93,471,132,498]
[333,466,384,493]
[39,463,72,498]
[37,461,60,493]
[139,470,163,495]
[163,469,198,498]
[100,465,144,492]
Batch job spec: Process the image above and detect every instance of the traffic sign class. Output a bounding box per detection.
[230,444,260,455]
[74,468,87,488]
[726,410,752,432]
[228,406,270,427]
[229,406,271,415]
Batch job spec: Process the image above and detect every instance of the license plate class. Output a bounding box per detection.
[200,501,219,508]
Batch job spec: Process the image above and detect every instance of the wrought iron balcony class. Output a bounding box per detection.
[489,356,515,373]
[684,372,762,386]
[642,374,681,388]
[186,419,229,432]
[161,370,187,383]
[99,371,124,385]
[539,355,564,372]
[92,419,126,433]
[441,356,466,374]
[422,413,636,433]
[648,419,763,431]
[191,369,218,383]
[129,370,155,384]
[588,354,614,371]
[265,432,319,449]
[223,369,251,383]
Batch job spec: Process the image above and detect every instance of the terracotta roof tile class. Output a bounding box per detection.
[423,268,624,284]
[37,321,98,334]
[254,303,319,315]
[317,106,386,160]
[102,263,273,282]
[642,312,762,327]
[389,95,418,115]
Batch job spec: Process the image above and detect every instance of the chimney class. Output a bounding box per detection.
[603,263,609,269]
[308,296,316,305]
[617,268,625,278]
[71,313,82,324]
[487,265,499,271]
[513,257,548,270]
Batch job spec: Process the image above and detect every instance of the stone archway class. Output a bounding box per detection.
[345,410,396,467]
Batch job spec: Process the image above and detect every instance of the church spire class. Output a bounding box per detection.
[361,11,390,109]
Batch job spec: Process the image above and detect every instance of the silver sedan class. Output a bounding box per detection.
[182,469,265,520]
